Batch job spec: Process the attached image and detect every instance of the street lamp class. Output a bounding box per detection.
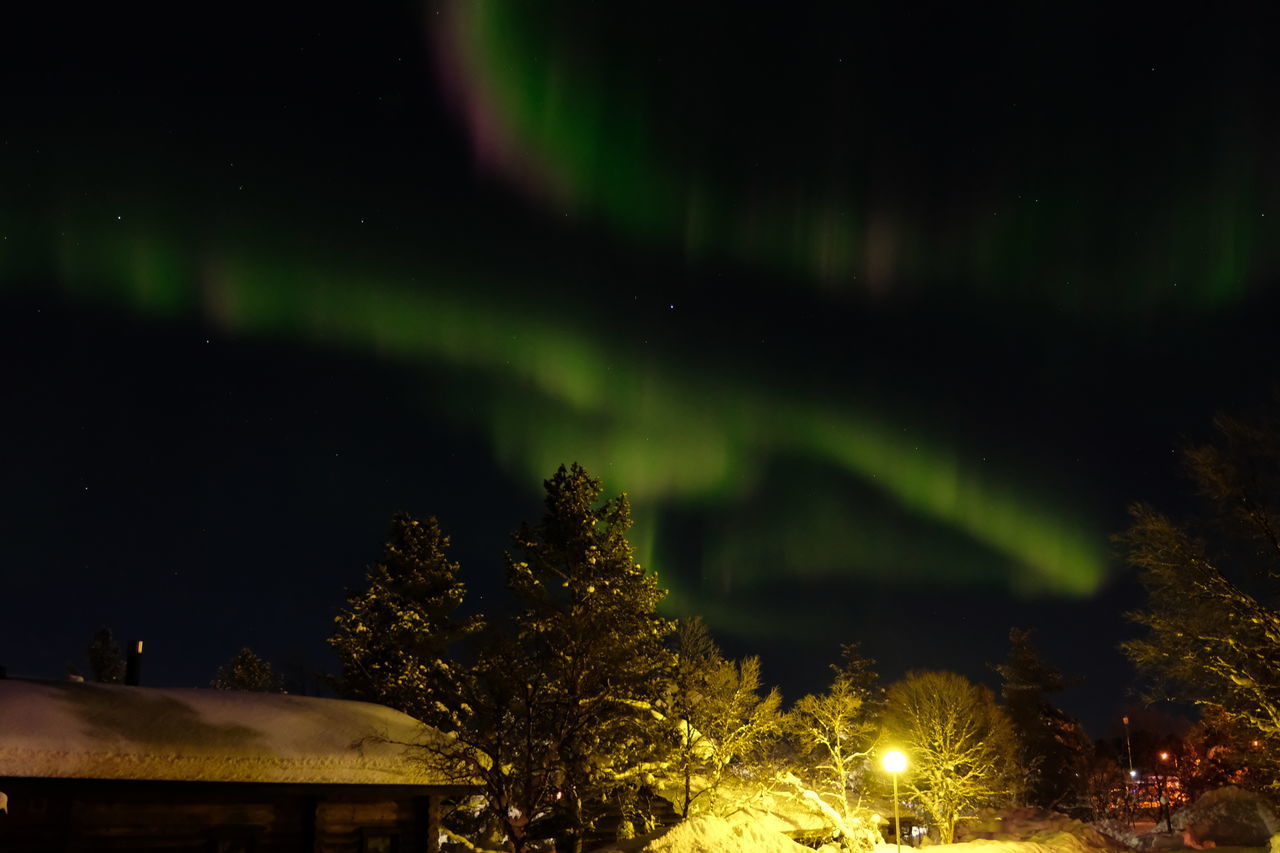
[1122,716,1136,828]
[1123,716,1135,777]
[1157,751,1172,832]
[882,749,907,853]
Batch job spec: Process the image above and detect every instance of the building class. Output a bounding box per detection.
[0,676,472,852]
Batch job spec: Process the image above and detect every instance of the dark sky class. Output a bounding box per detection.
[3,1,1279,736]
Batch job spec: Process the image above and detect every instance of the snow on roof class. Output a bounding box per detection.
[0,678,459,786]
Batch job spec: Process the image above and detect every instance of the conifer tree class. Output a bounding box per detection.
[993,628,1091,808]
[393,466,672,853]
[330,513,480,718]
[329,469,673,853]
[212,647,284,692]
[87,627,126,684]
[505,463,674,851]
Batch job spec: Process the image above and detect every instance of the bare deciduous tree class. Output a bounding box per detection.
[787,643,882,843]
[668,617,782,817]
[882,670,1018,843]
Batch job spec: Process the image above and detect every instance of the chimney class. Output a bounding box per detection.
[125,640,144,686]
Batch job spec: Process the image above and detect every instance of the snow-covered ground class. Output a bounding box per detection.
[597,834,1261,853]
[589,813,1276,853]
[591,828,1115,853]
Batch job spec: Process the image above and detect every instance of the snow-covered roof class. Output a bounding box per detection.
[0,678,459,786]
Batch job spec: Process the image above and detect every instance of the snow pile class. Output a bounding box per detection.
[0,677,453,785]
[1092,820,1152,850]
[724,802,842,838]
[647,815,812,853]
[958,807,1127,851]
[901,840,1114,853]
[1172,787,1280,848]
[592,814,812,853]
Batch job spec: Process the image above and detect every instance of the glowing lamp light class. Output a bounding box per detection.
[1130,769,1138,778]
[1159,751,1169,761]
[882,750,907,853]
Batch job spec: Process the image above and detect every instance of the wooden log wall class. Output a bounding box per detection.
[0,779,449,852]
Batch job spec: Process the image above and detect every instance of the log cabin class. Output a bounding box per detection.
[0,676,473,852]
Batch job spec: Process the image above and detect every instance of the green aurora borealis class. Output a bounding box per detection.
[437,2,1275,309]
[3,204,1105,617]
[5,0,1280,710]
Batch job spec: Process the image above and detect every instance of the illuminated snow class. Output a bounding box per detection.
[0,677,450,785]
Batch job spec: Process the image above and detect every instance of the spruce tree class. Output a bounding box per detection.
[993,628,1091,808]
[327,469,673,853]
[212,647,284,692]
[330,513,480,718]
[87,627,126,684]
[506,463,673,851]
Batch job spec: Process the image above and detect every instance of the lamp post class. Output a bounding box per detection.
[1123,716,1135,778]
[1157,751,1172,833]
[1123,716,1136,828]
[883,749,907,853]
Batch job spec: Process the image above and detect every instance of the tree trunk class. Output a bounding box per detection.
[501,814,528,853]
[568,792,584,853]
[683,766,692,817]
[680,718,693,817]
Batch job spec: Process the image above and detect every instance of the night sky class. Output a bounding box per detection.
[4,1,1279,736]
